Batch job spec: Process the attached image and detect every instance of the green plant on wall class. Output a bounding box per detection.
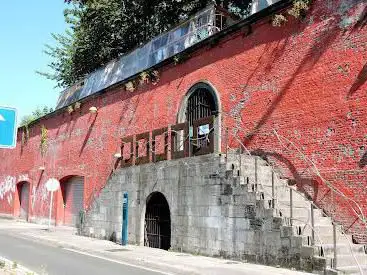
[288,0,310,18]
[139,71,150,85]
[125,81,136,92]
[67,105,74,114]
[272,14,288,26]
[20,106,53,147]
[40,125,48,157]
[272,0,311,27]
[21,124,30,146]
[74,101,81,110]
[150,70,160,85]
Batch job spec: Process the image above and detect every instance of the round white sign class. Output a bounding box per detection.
[45,178,60,192]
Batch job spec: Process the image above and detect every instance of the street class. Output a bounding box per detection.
[0,231,167,275]
[0,220,315,275]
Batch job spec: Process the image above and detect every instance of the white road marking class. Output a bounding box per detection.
[0,114,5,121]
[63,248,176,275]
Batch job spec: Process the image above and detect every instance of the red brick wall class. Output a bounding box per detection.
[0,0,366,241]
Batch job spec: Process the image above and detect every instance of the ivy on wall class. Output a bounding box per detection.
[272,0,311,27]
[40,125,48,157]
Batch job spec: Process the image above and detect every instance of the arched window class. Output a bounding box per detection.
[176,82,221,156]
[186,83,218,125]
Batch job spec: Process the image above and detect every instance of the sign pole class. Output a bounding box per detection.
[45,178,60,231]
[48,190,54,230]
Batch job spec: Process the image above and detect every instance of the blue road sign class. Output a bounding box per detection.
[0,107,17,149]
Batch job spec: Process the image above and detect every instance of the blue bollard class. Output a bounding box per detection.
[122,192,129,246]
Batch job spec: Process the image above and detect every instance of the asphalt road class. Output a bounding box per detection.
[0,232,167,275]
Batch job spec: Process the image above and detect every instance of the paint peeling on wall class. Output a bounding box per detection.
[40,183,49,202]
[31,186,36,210]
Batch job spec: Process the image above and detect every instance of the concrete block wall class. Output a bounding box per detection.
[83,154,304,268]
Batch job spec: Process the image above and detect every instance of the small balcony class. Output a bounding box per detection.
[120,116,215,167]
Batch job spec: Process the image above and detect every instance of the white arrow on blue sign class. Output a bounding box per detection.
[0,106,18,149]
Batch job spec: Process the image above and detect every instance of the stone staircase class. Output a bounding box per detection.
[224,152,367,274]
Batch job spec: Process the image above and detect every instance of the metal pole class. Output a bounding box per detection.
[311,204,315,246]
[239,146,242,177]
[255,157,258,192]
[48,191,54,230]
[333,223,337,269]
[188,126,191,157]
[122,192,129,245]
[290,188,293,226]
[225,128,228,164]
[271,171,275,209]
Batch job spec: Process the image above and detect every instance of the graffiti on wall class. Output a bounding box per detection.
[0,176,16,205]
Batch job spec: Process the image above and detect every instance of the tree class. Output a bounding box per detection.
[42,0,251,88]
[20,106,54,126]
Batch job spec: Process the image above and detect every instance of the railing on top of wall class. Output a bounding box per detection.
[120,116,215,167]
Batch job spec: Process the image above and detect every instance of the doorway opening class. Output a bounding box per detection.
[60,176,84,227]
[144,192,171,250]
[17,182,30,220]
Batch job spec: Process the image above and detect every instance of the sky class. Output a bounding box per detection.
[0,1,68,124]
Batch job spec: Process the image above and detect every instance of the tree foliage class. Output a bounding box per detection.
[20,106,54,126]
[43,0,251,88]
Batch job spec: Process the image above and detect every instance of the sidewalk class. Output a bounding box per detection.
[0,255,37,275]
[0,219,313,275]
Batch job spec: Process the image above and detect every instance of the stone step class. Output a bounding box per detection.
[274,187,309,201]
[277,207,323,219]
[290,223,337,239]
[291,216,332,226]
[258,185,301,200]
[278,199,312,208]
[315,243,366,257]
[336,264,367,274]
[302,225,341,237]
[315,233,353,245]
[327,254,367,267]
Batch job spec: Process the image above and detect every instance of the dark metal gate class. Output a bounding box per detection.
[144,192,171,250]
[186,85,217,156]
[186,87,216,125]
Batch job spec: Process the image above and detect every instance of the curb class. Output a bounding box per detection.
[0,214,15,221]
[17,233,199,275]
[0,256,38,275]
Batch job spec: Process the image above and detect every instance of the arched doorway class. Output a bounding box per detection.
[177,82,221,155]
[144,192,171,250]
[186,83,218,125]
[17,182,30,220]
[60,176,84,227]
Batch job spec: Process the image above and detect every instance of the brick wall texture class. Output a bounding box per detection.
[0,0,366,241]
